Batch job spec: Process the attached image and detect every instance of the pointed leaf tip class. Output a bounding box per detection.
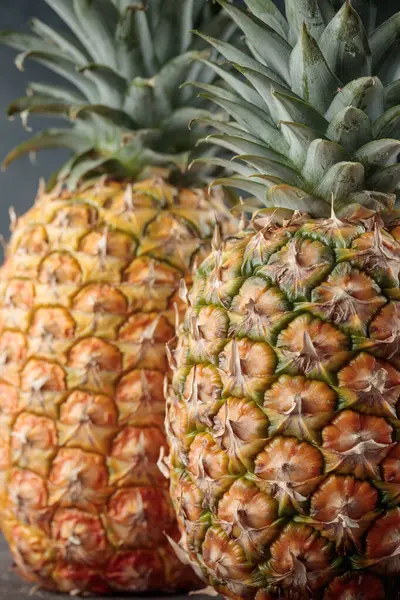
[290,22,341,114]
[319,1,371,84]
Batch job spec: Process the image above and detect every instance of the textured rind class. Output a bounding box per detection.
[0,176,236,594]
[168,210,400,600]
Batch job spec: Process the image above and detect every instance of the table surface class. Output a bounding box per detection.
[0,536,212,600]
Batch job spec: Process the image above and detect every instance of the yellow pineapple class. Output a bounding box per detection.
[167,1,400,599]
[0,0,237,594]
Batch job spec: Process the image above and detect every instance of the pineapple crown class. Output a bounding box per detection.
[196,0,400,219]
[1,0,236,188]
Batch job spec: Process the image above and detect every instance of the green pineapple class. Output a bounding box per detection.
[0,0,238,594]
[167,1,400,599]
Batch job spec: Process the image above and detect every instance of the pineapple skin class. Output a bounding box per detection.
[168,210,400,600]
[0,176,235,594]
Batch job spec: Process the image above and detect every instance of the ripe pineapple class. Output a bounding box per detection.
[167,1,400,598]
[0,0,238,594]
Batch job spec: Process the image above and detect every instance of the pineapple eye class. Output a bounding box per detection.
[11,412,58,478]
[68,337,122,372]
[30,307,76,339]
[3,280,34,309]
[73,283,128,315]
[103,189,156,211]
[145,214,194,240]
[322,409,393,480]
[51,509,108,564]
[108,426,167,487]
[264,375,337,443]
[9,469,48,523]
[21,358,66,393]
[60,390,117,428]
[119,313,174,343]
[338,353,400,418]
[0,381,19,419]
[0,331,26,364]
[39,252,83,285]
[116,369,165,424]
[325,574,385,600]
[178,188,209,210]
[382,443,400,485]
[202,526,253,582]
[48,447,109,513]
[106,487,172,548]
[123,257,179,285]
[17,225,49,255]
[79,229,136,261]
[310,474,378,552]
[118,313,174,371]
[51,204,98,228]
[362,510,400,577]
[105,552,164,592]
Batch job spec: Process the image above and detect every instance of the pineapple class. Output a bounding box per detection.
[0,0,238,594]
[167,1,400,599]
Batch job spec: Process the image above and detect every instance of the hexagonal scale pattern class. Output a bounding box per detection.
[168,211,400,600]
[0,176,236,594]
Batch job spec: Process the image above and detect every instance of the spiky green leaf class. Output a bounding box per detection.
[285,0,334,44]
[373,105,400,138]
[73,0,118,68]
[319,1,371,83]
[280,121,320,167]
[314,161,365,201]
[8,49,98,101]
[27,82,85,104]
[134,9,157,77]
[212,175,268,202]
[2,128,92,169]
[66,156,110,190]
[7,95,75,119]
[273,91,328,133]
[80,64,127,108]
[370,11,400,69]
[44,0,87,43]
[30,18,87,64]
[367,164,400,193]
[201,94,286,152]
[194,118,261,143]
[192,156,255,177]
[327,106,373,152]
[290,25,342,113]
[199,60,266,110]
[218,0,291,83]
[325,77,384,122]
[302,139,348,187]
[238,155,301,186]
[205,134,288,164]
[233,65,291,123]
[244,0,289,39]
[385,80,400,108]
[267,184,328,215]
[195,32,286,83]
[354,139,400,168]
